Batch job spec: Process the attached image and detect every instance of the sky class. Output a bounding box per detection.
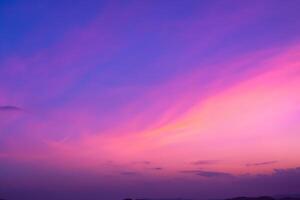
[0,0,300,200]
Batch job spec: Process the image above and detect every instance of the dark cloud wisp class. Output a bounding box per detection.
[151,167,163,171]
[0,105,22,112]
[192,160,220,165]
[246,161,278,167]
[180,169,233,178]
[120,171,139,176]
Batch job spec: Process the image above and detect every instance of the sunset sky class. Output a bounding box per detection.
[0,1,300,200]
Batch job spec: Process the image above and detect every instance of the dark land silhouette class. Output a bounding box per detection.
[1,195,300,200]
[226,196,300,200]
[123,196,300,200]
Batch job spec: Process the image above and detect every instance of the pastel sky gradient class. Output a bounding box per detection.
[0,1,300,200]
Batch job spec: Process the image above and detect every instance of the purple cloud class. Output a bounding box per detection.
[150,167,163,171]
[196,170,233,178]
[180,169,233,178]
[133,161,151,165]
[0,105,22,112]
[120,171,139,176]
[246,161,278,167]
[191,160,220,165]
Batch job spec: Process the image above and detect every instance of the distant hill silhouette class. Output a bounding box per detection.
[226,196,300,200]
[226,196,275,200]
[123,198,191,200]
[277,198,300,200]
[123,196,300,200]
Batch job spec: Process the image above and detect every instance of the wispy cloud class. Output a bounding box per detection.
[0,105,22,112]
[180,170,205,174]
[180,169,233,178]
[191,160,220,165]
[133,161,151,165]
[196,170,233,178]
[150,167,163,171]
[246,161,278,167]
[120,171,139,176]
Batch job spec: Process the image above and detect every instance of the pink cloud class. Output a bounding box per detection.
[7,43,296,177]
[1,2,299,181]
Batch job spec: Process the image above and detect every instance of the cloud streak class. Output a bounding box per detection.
[120,171,139,176]
[180,169,233,178]
[0,105,22,112]
[150,167,163,171]
[191,160,220,165]
[246,161,278,167]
